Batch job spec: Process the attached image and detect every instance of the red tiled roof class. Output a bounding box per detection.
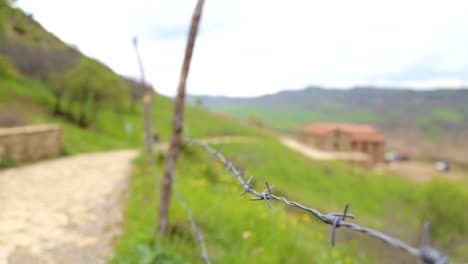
[349,131,384,142]
[303,123,384,142]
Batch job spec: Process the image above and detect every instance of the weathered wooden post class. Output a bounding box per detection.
[132,36,154,167]
[158,0,206,234]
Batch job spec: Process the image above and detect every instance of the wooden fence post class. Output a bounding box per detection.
[158,0,206,234]
[132,36,154,167]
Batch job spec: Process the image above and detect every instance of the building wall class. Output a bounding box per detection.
[352,141,385,163]
[0,125,63,162]
[302,129,385,164]
[310,130,353,152]
[372,142,385,163]
[300,133,316,146]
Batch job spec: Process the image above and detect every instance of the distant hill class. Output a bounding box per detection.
[191,87,468,137]
[190,87,468,163]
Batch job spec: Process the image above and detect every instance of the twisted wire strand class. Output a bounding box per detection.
[162,125,211,263]
[185,136,449,264]
[174,187,212,264]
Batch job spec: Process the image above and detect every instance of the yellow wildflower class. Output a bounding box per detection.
[344,256,352,264]
[300,213,311,223]
[332,250,340,258]
[242,231,254,240]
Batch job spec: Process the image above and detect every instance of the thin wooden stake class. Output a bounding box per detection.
[132,36,154,167]
[158,0,206,234]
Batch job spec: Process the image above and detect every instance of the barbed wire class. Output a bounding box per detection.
[162,143,211,262]
[153,117,211,263]
[159,117,449,263]
[183,136,449,264]
[173,185,212,264]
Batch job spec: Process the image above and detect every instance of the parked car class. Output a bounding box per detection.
[384,151,409,162]
[435,161,450,172]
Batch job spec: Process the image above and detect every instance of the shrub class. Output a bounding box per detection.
[13,24,25,35]
[201,163,219,184]
[0,155,16,168]
[247,114,263,127]
[133,243,187,264]
[417,180,468,243]
[0,55,15,77]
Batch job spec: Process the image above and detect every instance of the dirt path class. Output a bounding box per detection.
[375,161,466,182]
[155,136,256,151]
[0,150,138,264]
[278,137,368,161]
[278,136,466,182]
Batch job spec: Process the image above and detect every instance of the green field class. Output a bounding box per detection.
[3,59,467,263]
[209,104,379,132]
[2,3,468,263]
[192,88,468,140]
[112,133,468,263]
[3,75,468,263]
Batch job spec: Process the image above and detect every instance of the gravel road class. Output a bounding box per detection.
[0,150,137,264]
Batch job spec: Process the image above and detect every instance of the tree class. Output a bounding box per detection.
[91,72,122,118]
[247,113,263,127]
[158,0,206,235]
[195,97,204,108]
[66,59,94,126]
[48,72,67,115]
[66,58,119,127]
[123,77,148,113]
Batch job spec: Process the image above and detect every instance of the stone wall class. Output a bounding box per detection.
[0,124,63,162]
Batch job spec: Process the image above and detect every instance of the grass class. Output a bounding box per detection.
[3,63,468,263]
[200,95,468,144]
[0,155,16,168]
[212,104,379,132]
[431,107,464,124]
[0,70,255,155]
[112,143,369,264]
[2,6,467,262]
[112,133,468,263]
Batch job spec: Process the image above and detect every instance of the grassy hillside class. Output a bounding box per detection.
[191,87,468,165]
[1,3,467,263]
[192,87,468,138]
[0,71,254,154]
[0,3,254,152]
[113,135,468,263]
[3,67,467,262]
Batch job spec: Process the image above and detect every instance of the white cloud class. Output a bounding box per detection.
[436,53,468,72]
[17,0,468,96]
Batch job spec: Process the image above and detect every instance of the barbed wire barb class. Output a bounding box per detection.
[329,203,352,246]
[184,135,449,264]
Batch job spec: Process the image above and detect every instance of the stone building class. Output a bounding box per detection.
[302,123,385,163]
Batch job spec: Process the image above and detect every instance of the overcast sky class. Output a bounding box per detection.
[17,0,468,97]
